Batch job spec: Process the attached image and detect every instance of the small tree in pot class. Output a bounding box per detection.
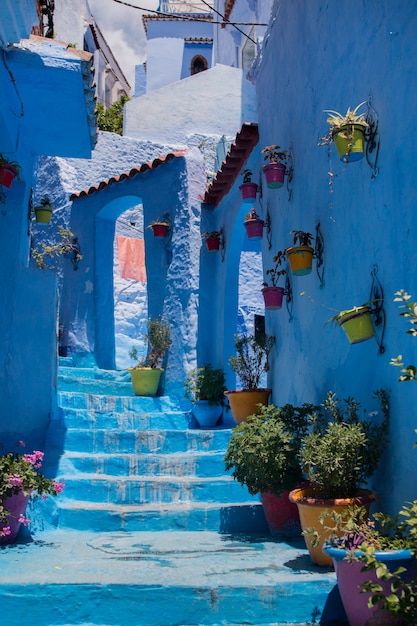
[129,317,171,397]
[184,364,227,428]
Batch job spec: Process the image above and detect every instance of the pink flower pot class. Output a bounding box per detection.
[262,286,284,310]
[239,182,258,203]
[260,490,300,536]
[205,236,220,252]
[0,164,18,189]
[0,491,30,544]
[263,163,286,189]
[244,218,264,240]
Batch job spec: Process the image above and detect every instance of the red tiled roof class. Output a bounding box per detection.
[203,122,258,208]
[70,151,187,200]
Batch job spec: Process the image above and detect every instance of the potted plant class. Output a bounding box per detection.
[224,402,320,535]
[262,250,286,310]
[0,443,65,544]
[224,331,275,424]
[128,316,171,396]
[324,101,368,163]
[285,231,314,276]
[34,196,53,224]
[202,229,223,252]
[321,504,415,626]
[261,145,287,189]
[147,214,171,238]
[289,389,390,566]
[330,304,375,344]
[184,364,227,428]
[244,208,264,241]
[239,169,258,203]
[0,153,21,189]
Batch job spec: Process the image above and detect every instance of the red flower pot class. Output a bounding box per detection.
[263,163,286,189]
[0,164,18,189]
[260,490,300,536]
[244,218,264,240]
[262,286,284,310]
[239,182,258,203]
[151,223,169,238]
[205,236,220,252]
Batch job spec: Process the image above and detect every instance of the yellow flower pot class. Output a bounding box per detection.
[338,306,375,344]
[333,123,366,163]
[286,245,314,276]
[129,367,163,396]
[224,388,271,424]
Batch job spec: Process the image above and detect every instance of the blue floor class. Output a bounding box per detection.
[0,362,348,625]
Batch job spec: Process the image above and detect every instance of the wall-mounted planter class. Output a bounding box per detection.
[286,245,314,276]
[205,235,221,252]
[262,163,286,189]
[337,305,375,344]
[239,182,258,203]
[150,223,169,238]
[244,217,264,240]
[0,164,18,189]
[262,286,284,310]
[35,203,53,224]
[332,123,366,163]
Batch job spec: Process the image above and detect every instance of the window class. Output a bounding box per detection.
[191,55,208,75]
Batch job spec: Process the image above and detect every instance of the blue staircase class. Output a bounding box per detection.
[0,362,345,626]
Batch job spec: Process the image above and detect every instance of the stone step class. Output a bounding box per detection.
[58,406,191,430]
[54,450,229,477]
[0,529,343,625]
[58,390,176,411]
[62,427,232,454]
[57,473,253,505]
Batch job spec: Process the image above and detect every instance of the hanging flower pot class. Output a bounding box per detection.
[244,218,264,240]
[262,286,284,310]
[0,163,18,189]
[262,163,286,189]
[239,182,258,203]
[286,245,314,276]
[333,124,366,163]
[337,305,375,344]
[205,235,220,252]
[34,196,53,224]
[150,223,169,238]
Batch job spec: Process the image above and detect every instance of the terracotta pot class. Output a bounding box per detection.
[262,286,284,310]
[205,236,220,252]
[262,163,286,189]
[338,305,375,344]
[224,388,271,424]
[0,164,18,189]
[286,245,314,276]
[244,218,264,240]
[239,182,258,203]
[289,485,377,566]
[128,367,163,396]
[332,123,366,163]
[151,223,169,238]
[323,545,413,626]
[260,490,300,537]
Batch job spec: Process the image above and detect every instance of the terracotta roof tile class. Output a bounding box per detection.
[203,122,258,208]
[70,150,187,200]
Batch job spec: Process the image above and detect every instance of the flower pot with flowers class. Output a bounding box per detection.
[184,364,227,428]
[324,101,368,163]
[0,444,64,544]
[224,331,275,424]
[261,145,287,189]
[129,316,171,396]
[239,169,258,203]
[285,231,314,276]
[34,196,54,224]
[202,229,223,252]
[0,154,21,190]
[262,250,286,310]
[289,389,390,566]
[224,402,320,535]
[244,208,264,241]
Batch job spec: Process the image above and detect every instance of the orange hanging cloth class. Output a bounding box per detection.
[116,236,147,283]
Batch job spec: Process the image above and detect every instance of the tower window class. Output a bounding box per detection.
[191,55,208,75]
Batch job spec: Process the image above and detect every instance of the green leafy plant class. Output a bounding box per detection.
[130,317,171,369]
[229,332,275,390]
[202,228,222,239]
[391,289,417,381]
[0,443,64,539]
[184,364,226,406]
[263,250,286,287]
[0,153,21,176]
[224,403,320,497]
[96,95,130,135]
[241,169,253,183]
[289,230,314,247]
[299,390,390,498]
[31,225,82,269]
[261,144,287,164]
[324,101,368,133]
